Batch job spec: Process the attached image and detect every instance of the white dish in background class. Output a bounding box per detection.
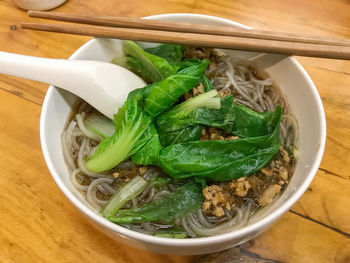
[40,14,326,254]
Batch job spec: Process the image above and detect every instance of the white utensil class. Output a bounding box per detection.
[0,52,146,118]
[13,0,66,11]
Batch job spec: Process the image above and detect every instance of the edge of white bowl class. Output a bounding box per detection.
[40,13,326,248]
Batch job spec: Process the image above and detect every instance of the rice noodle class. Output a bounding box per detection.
[76,113,103,141]
[248,70,273,86]
[181,218,196,237]
[263,94,275,111]
[225,71,263,112]
[70,169,89,191]
[257,85,267,110]
[86,178,113,209]
[77,137,108,178]
[142,168,162,180]
[143,187,156,203]
[61,121,77,170]
[138,185,152,200]
[185,202,253,236]
[196,209,215,228]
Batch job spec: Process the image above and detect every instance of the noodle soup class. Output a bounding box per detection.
[62,43,297,238]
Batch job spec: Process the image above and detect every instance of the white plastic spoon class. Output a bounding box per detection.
[0,51,146,119]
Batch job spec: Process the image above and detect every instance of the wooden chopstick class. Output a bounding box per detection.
[27,10,350,47]
[20,21,350,60]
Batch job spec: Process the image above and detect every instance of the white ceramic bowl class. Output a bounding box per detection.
[40,14,326,255]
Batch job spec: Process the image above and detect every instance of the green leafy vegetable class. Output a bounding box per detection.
[156,89,221,146]
[101,176,148,218]
[229,102,282,137]
[84,100,151,173]
[156,106,282,181]
[144,60,210,117]
[127,60,210,118]
[157,89,220,119]
[157,94,283,147]
[144,44,185,65]
[156,94,233,146]
[201,75,214,92]
[112,41,179,83]
[130,124,162,165]
[159,125,203,147]
[84,112,115,138]
[194,177,207,190]
[108,180,203,224]
[177,58,204,70]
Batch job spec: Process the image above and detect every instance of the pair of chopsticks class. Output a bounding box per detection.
[22,11,350,60]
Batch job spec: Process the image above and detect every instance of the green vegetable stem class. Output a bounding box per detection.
[84,100,151,173]
[101,176,148,218]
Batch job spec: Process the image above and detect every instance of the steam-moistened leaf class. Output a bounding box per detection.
[201,75,214,92]
[84,100,151,173]
[157,106,282,181]
[156,94,233,146]
[144,44,185,65]
[126,60,210,119]
[130,124,162,165]
[157,89,220,119]
[156,90,221,146]
[229,102,282,137]
[177,58,204,70]
[159,125,203,146]
[108,180,203,224]
[144,60,210,118]
[112,41,179,83]
[156,95,283,146]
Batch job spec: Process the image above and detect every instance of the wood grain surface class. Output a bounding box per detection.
[0,0,349,262]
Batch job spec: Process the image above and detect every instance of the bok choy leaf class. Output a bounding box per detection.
[107,180,203,224]
[156,89,221,146]
[156,89,220,120]
[84,112,115,138]
[112,41,179,83]
[126,60,210,118]
[157,106,282,181]
[158,125,203,147]
[144,44,185,65]
[84,100,151,173]
[144,60,210,117]
[201,75,214,92]
[228,102,282,137]
[156,94,283,146]
[130,123,162,165]
[101,176,148,218]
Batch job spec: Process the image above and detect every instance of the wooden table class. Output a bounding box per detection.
[0,0,349,262]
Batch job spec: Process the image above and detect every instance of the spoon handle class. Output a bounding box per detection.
[0,51,146,118]
[0,51,83,86]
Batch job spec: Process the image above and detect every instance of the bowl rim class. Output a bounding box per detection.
[40,13,326,246]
